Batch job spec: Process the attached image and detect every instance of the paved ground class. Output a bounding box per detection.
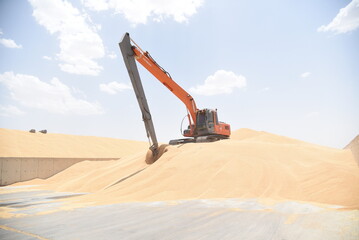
[0,186,358,240]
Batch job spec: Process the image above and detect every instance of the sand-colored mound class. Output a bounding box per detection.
[24,151,149,193]
[231,128,313,145]
[0,128,147,158]
[27,128,355,209]
[11,128,359,208]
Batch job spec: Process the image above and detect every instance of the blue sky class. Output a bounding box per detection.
[0,0,358,148]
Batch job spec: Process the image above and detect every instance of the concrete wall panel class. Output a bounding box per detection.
[70,159,81,166]
[0,159,2,184]
[1,157,119,186]
[53,159,74,176]
[38,159,54,179]
[1,158,21,185]
[21,158,39,182]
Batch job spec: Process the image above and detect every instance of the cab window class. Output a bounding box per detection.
[197,112,206,126]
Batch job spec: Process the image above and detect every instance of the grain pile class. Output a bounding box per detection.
[0,128,147,158]
[14,128,359,209]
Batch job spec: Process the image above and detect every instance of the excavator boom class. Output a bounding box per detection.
[131,41,198,127]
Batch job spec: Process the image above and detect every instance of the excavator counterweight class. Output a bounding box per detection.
[119,33,230,161]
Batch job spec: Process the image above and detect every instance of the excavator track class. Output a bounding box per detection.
[169,135,229,145]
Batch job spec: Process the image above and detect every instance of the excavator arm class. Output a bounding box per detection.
[119,33,159,159]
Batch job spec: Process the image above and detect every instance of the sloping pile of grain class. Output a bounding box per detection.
[0,128,147,158]
[18,128,358,208]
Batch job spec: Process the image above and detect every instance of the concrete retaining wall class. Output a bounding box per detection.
[0,157,119,186]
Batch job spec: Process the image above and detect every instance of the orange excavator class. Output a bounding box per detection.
[119,33,230,162]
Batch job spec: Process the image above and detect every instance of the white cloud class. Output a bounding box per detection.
[29,0,105,76]
[43,55,52,60]
[300,72,311,78]
[0,105,25,116]
[100,81,132,94]
[82,0,204,25]
[81,0,109,11]
[318,0,359,34]
[0,38,22,48]
[107,52,117,59]
[0,71,104,115]
[189,70,247,96]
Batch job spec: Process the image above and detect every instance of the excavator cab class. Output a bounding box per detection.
[183,109,230,140]
[195,109,216,136]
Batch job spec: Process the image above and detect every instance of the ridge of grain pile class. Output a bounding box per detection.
[0,128,147,158]
[72,129,359,208]
[7,128,359,208]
